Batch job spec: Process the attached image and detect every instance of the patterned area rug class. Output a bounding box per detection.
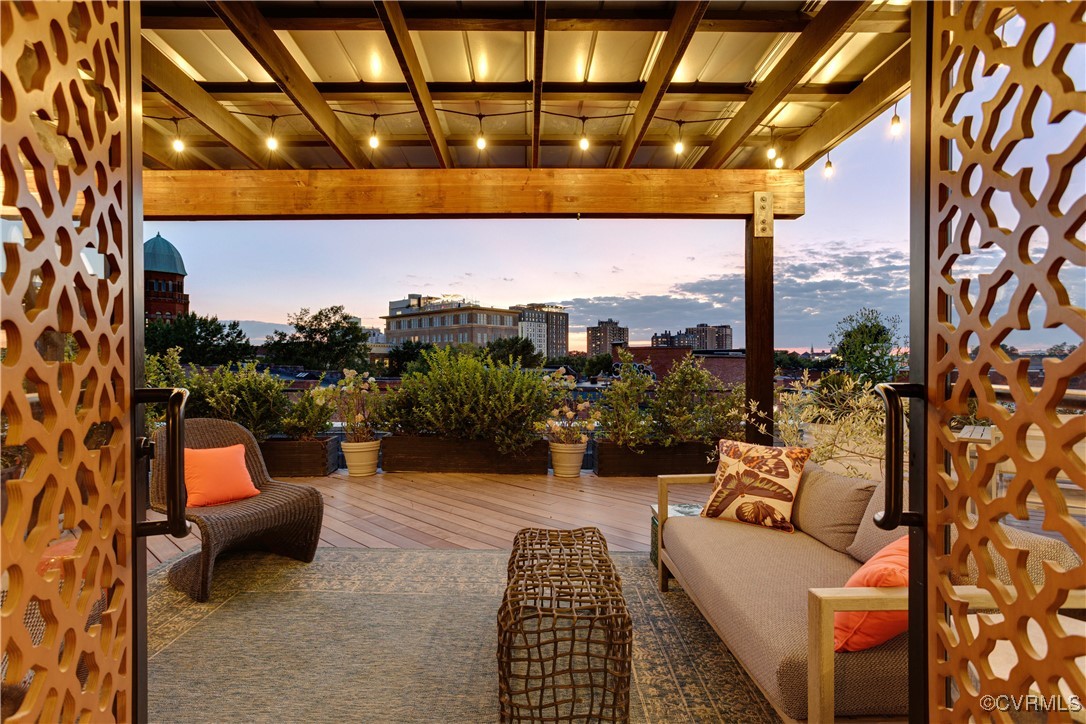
[148,549,779,723]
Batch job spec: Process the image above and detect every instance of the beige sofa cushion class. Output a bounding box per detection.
[661,516,908,720]
[847,478,909,563]
[792,464,877,554]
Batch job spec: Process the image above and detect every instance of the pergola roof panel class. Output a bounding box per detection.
[141,0,912,170]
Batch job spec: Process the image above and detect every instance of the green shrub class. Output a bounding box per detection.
[595,350,655,450]
[651,355,745,447]
[280,384,333,440]
[381,347,562,454]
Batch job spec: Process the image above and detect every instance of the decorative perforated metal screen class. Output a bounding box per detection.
[927,1,1085,718]
[1,1,138,719]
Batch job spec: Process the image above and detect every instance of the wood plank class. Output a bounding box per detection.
[695,1,871,169]
[208,1,372,169]
[375,0,453,168]
[142,168,805,219]
[141,38,267,168]
[613,1,710,168]
[784,42,911,170]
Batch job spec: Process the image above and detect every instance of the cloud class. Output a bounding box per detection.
[611,266,623,273]
[561,244,912,347]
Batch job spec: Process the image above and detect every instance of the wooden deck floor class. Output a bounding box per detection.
[145,470,714,567]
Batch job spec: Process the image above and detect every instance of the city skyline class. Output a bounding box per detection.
[145,100,966,353]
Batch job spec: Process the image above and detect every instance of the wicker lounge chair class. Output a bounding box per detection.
[150,418,324,602]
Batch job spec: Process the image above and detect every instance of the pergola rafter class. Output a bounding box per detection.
[208,1,372,169]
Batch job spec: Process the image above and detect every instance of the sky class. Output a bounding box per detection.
[147,98,1070,354]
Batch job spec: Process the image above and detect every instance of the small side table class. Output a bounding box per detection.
[650,503,703,567]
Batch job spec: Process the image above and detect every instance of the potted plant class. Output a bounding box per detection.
[538,368,598,477]
[259,384,341,477]
[379,347,560,474]
[595,352,746,476]
[314,369,385,477]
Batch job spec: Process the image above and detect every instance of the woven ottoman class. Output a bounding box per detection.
[498,527,632,723]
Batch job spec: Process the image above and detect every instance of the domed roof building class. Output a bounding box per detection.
[144,233,189,322]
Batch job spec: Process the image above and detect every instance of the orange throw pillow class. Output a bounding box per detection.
[701,440,811,532]
[834,535,909,652]
[184,445,259,507]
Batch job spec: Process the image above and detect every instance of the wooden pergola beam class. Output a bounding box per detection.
[613,1,710,168]
[141,38,268,168]
[208,1,372,170]
[785,42,911,170]
[695,1,871,169]
[141,7,909,34]
[142,169,804,220]
[170,133,725,149]
[177,80,860,104]
[376,0,453,169]
[531,2,546,168]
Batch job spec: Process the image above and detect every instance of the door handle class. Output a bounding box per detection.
[873,382,924,530]
[135,387,190,538]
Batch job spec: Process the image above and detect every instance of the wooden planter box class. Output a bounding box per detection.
[259,435,341,477]
[594,441,717,477]
[381,435,549,474]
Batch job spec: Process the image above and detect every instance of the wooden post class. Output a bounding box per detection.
[746,192,774,445]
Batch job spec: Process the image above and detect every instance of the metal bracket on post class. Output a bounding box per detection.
[753,192,773,237]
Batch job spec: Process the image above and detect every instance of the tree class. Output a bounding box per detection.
[145,312,252,365]
[582,353,615,377]
[486,336,544,368]
[262,305,370,372]
[387,340,435,377]
[1045,342,1076,358]
[828,308,905,383]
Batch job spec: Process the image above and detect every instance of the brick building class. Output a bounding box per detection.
[651,323,732,350]
[144,232,189,322]
[382,294,518,347]
[613,345,745,388]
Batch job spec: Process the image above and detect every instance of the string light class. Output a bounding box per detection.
[766,127,777,160]
[476,114,487,150]
[266,115,279,150]
[674,120,685,155]
[578,117,590,151]
[774,156,784,169]
[170,118,184,152]
[889,102,902,136]
[823,152,834,178]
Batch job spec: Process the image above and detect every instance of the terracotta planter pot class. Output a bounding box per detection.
[550,442,587,478]
[593,441,717,477]
[258,435,340,477]
[381,435,549,474]
[342,440,381,477]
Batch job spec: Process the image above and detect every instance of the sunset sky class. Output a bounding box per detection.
[150,103,917,353]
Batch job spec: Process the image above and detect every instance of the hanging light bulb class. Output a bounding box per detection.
[171,118,184,152]
[889,102,902,136]
[368,114,380,149]
[766,127,777,159]
[266,115,279,150]
[475,114,487,150]
[674,120,685,155]
[774,156,784,169]
[823,153,834,178]
[578,116,589,151]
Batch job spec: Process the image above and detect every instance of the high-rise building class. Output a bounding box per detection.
[651,324,732,349]
[512,304,569,359]
[687,323,733,350]
[382,294,519,347]
[144,232,189,322]
[587,319,628,356]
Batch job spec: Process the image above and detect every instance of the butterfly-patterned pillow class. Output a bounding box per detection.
[701,440,812,532]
